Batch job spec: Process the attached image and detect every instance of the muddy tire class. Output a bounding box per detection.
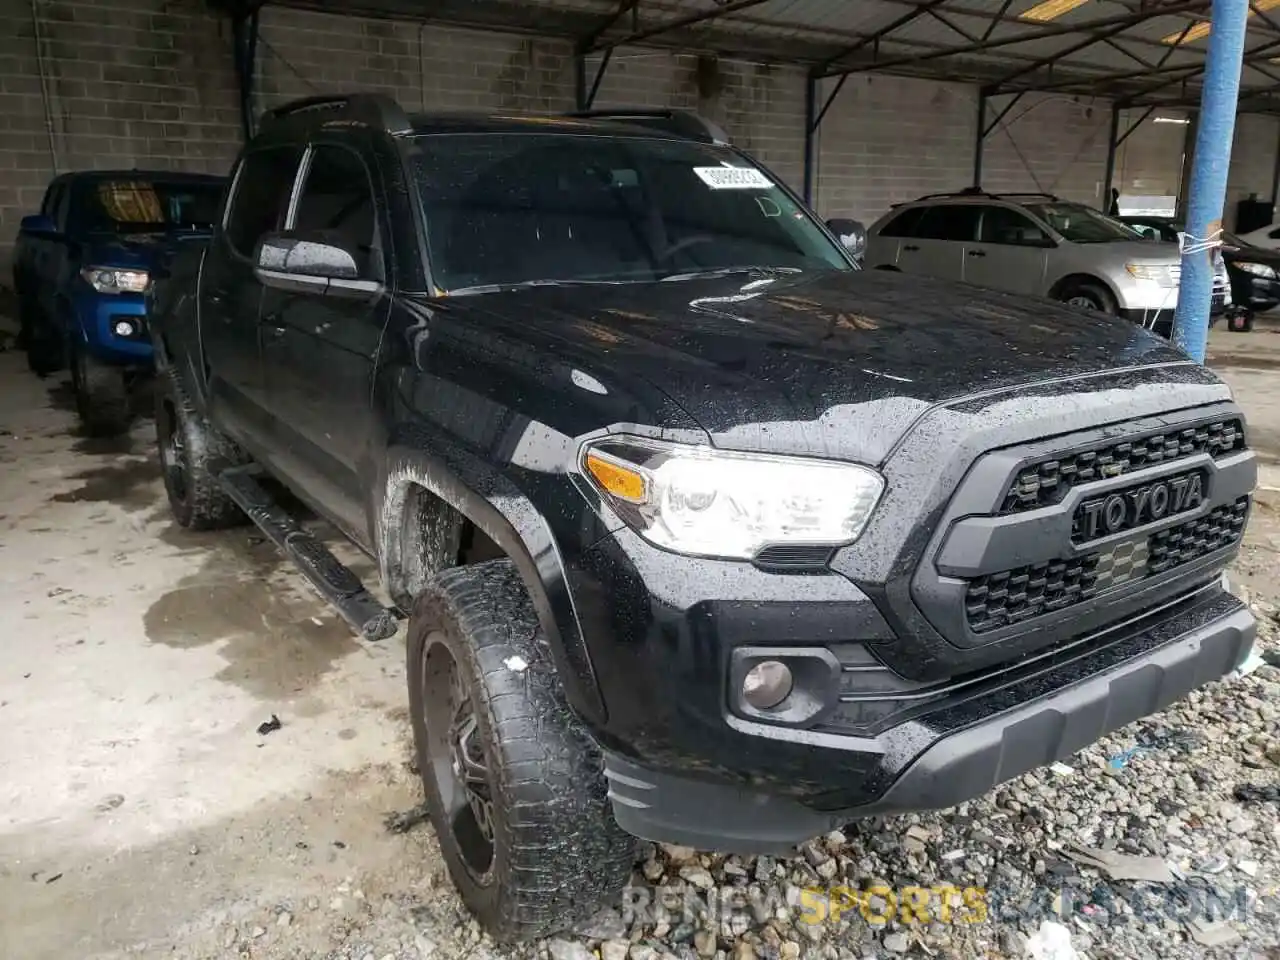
[155,365,248,530]
[406,560,633,941]
[69,338,131,436]
[1058,279,1117,315]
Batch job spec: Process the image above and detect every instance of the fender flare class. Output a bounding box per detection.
[376,443,606,724]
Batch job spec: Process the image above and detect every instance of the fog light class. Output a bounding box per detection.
[113,319,136,338]
[742,660,793,710]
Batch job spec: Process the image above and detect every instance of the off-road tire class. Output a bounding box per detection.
[155,365,249,530]
[1058,279,1118,315]
[406,560,634,941]
[69,338,131,436]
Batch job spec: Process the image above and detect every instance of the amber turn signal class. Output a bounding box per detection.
[585,452,648,503]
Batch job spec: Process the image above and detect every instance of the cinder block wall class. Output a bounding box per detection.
[2,0,1278,274]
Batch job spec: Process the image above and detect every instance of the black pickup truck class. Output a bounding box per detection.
[150,94,1258,940]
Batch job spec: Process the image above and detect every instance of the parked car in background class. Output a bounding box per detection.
[12,170,225,434]
[864,189,1228,338]
[1124,216,1268,332]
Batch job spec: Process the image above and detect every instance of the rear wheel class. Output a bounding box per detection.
[155,366,248,530]
[1058,279,1117,314]
[21,306,63,377]
[407,560,633,941]
[69,338,130,436]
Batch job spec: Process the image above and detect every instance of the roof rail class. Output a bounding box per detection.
[562,109,729,145]
[259,93,412,135]
[912,188,1061,202]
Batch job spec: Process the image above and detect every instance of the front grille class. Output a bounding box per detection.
[965,557,1100,634]
[965,497,1248,633]
[1149,498,1249,574]
[1001,419,1245,514]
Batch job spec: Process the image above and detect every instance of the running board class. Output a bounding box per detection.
[217,466,398,641]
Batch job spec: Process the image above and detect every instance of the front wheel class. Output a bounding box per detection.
[406,560,634,941]
[69,339,130,436]
[1057,279,1117,314]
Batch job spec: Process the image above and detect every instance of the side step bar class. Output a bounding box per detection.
[217,466,399,641]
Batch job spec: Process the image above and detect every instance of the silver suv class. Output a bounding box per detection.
[864,191,1230,335]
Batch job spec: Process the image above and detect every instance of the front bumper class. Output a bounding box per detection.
[603,592,1254,853]
[71,288,153,366]
[1122,290,1229,336]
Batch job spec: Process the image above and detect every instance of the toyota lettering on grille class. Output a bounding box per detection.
[1074,470,1206,542]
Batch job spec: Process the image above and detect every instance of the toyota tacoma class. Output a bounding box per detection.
[149,94,1258,940]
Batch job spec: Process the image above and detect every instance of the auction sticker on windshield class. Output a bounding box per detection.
[694,166,773,190]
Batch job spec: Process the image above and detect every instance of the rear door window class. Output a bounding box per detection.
[878,206,925,238]
[977,206,1051,246]
[915,205,980,242]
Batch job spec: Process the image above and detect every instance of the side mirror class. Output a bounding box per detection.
[826,218,867,261]
[20,214,59,237]
[253,232,380,299]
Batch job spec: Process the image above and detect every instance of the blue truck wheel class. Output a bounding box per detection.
[69,339,131,436]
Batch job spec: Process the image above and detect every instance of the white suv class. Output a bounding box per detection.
[864,190,1230,336]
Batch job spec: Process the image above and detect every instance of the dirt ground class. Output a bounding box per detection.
[0,320,1278,960]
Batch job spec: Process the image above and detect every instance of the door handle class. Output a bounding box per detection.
[902,244,920,252]
[967,250,987,258]
[267,325,286,338]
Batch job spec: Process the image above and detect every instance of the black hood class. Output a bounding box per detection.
[431,270,1197,463]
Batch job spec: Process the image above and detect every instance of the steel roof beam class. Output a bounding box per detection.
[577,0,639,51]
[817,0,1210,79]
[1123,34,1280,101]
[588,0,774,53]
[813,0,955,75]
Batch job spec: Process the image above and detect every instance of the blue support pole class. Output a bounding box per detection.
[1172,0,1249,362]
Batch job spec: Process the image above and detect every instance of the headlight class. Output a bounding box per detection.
[81,267,149,294]
[1124,263,1169,282]
[580,437,885,560]
[1237,261,1277,279]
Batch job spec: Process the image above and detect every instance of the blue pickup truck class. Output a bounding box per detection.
[13,170,225,434]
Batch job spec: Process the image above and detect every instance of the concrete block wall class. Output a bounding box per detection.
[810,73,977,223]
[809,79,1113,224]
[981,94,1111,206]
[256,6,576,114]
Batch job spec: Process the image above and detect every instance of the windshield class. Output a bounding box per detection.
[80,179,223,233]
[1024,202,1142,244]
[410,133,850,291]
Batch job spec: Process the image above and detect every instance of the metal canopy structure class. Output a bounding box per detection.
[235,0,1280,113]
[211,0,1274,202]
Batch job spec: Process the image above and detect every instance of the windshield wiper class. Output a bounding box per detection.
[447,278,632,296]
[660,265,803,282]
